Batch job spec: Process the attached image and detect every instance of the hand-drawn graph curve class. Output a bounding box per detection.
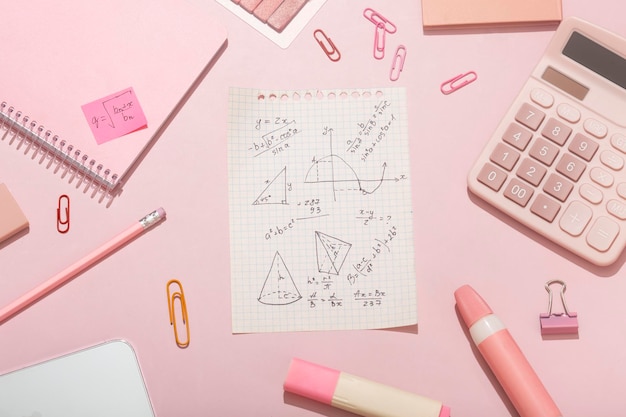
[258,251,302,305]
[305,155,387,197]
[315,231,352,275]
[253,167,288,205]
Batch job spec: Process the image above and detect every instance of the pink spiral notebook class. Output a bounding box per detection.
[0,0,227,199]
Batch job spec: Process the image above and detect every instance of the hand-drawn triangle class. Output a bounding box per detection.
[253,167,287,205]
[258,251,302,305]
[315,231,352,275]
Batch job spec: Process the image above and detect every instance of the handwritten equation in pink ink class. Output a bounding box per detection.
[82,87,147,144]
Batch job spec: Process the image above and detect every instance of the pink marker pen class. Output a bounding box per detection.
[284,358,450,417]
[454,285,562,417]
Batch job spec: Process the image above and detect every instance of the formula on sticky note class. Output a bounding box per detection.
[82,87,147,144]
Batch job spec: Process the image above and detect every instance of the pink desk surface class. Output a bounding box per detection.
[1,1,625,416]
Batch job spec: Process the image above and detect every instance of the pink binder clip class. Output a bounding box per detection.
[540,279,578,336]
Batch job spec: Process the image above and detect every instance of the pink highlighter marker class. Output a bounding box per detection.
[284,358,450,417]
[454,285,562,417]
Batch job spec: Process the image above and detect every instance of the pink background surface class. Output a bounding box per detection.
[1,1,625,416]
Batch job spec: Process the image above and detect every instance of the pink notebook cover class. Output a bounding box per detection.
[421,0,562,29]
[0,0,227,196]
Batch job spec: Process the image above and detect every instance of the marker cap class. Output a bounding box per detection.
[454,284,493,327]
[284,358,340,405]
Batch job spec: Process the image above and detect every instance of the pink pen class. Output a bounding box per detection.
[284,358,450,417]
[0,208,166,324]
[454,285,562,417]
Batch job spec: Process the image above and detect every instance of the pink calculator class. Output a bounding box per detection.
[468,18,626,266]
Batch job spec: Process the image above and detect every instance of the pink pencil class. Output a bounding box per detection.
[0,208,166,324]
[454,285,562,417]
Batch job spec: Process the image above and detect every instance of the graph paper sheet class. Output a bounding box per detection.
[227,87,417,333]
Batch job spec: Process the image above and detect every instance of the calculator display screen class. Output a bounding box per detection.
[562,31,626,90]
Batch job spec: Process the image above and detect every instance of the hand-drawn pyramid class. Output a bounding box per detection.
[315,231,352,275]
[258,251,302,305]
[253,167,287,205]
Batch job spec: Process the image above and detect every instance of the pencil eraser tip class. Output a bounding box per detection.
[157,207,166,217]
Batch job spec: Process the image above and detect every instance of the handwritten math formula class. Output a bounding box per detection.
[228,87,416,332]
[81,87,147,144]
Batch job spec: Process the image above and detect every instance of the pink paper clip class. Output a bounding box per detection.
[363,7,396,34]
[313,29,341,62]
[373,22,386,60]
[440,71,478,95]
[56,194,70,234]
[389,45,407,81]
[540,279,578,336]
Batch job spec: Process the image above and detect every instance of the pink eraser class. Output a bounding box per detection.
[439,405,451,417]
[157,207,166,218]
[454,284,493,328]
[283,358,339,405]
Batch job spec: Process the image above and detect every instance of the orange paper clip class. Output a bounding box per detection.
[56,194,70,233]
[440,71,478,95]
[167,279,190,348]
[314,29,341,62]
[389,45,407,81]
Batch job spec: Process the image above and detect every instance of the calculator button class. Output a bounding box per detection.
[600,150,624,170]
[568,133,599,161]
[559,201,592,236]
[586,217,619,252]
[583,118,608,138]
[541,118,572,146]
[515,103,546,131]
[530,88,554,108]
[490,143,520,171]
[557,103,581,123]
[543,173,573,202]
[516,158,547,186]
[502,123,533,151]
[504,178,534,207]
[607,199,626,220]
[556,154,586,182]
[590,167,614,188]
[529,138,559,166]
[610,133,626,153]
[579,183,603,204]
[477,163,507,191]
[531,194,561,222]
[617,183,626,199]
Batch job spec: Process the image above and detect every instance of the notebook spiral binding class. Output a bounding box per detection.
[0,101,121,201]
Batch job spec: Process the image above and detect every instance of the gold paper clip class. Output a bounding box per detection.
[313,29,341,62]
[167,279,190,348]
[440,71,478,95]
[389,45,407,81]
[56,194,70,234]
